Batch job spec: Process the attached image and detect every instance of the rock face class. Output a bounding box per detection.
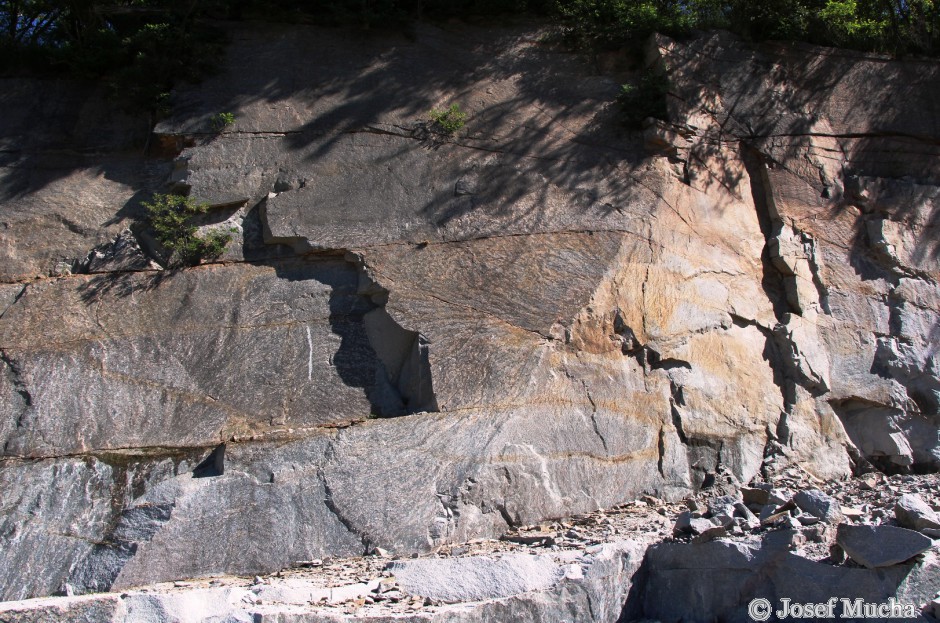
[0,20,938,601]
[642,535,940,622]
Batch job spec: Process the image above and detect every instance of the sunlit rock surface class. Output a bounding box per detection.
[0,22,937,600]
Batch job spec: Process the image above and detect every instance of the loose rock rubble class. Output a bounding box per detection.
[672,469,940,565]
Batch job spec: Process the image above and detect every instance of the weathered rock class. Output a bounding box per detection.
[794,489,843,524]
[706,495,739,518]
[658,30,940,473]
[672,511,693,536]
[691,525,727,544]
[2,20,940,603]
[837,524,935,569]
[0,81,152,282]
[741,486,770,507]
[0,258,433,458]
[641,534,940,622]
[895,494,940,532]
[82,229,160,274]
[390,554,561,603]
[0,540,649,623]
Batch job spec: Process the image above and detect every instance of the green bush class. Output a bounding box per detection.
[618,70,669,129]
[429,104,467,134]
[143,194,233,267]
[211,112,236,131]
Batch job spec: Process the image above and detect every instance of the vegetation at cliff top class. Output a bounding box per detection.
[555,0,939,56]
[0,0,227,112]
[1,1,936,115]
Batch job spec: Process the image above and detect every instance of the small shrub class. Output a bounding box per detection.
[429,104,467,134]
[618,71,669,129]
[143,194,233,267]
[211,112,236,131]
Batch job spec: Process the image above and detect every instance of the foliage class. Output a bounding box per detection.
[553,0,940,56]
[143,193,233,267]
[0,1,227,112]
[429,103,467,134]
[618,70,669,128]
[554,0,699,49]
[211,111,235,131]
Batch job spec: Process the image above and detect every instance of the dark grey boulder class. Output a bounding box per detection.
[794,489,843,524]
[895,494,940,532]
[837,524,935,569]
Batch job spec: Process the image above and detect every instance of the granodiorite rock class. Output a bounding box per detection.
[0,20,938,600]
[0,258,432,458]
[895,493,940,532]
[836,524,935,569]
[389,553,562,603]
[642,536,940,622]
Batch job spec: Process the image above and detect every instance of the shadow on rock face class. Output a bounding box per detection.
[268,256,438,418]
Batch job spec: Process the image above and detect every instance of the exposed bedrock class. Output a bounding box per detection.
[0,257,436,458]
[0,21,938,600]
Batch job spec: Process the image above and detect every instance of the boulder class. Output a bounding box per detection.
[642,533,940,622]
[794,489,843,524]
[895,494,940,532]
[836,524,935,569]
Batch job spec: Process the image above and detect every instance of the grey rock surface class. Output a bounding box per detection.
[836,524,935,569]
[390,554,561,603]
[793,489,842,524]
[0,540,648,623]
[895,493,940,532]
[0,258,426,458]
[0,80,154,282]
[641,534,940,622]
[82,230,160,274]
[0,20,939,601]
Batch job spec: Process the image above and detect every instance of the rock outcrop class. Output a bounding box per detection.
[1,472,937,623]
[0,19,938,604]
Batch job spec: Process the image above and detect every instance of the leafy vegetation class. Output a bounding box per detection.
[554,0,939,57]
[211,111,235,131]
[0,1,227,112]
[429,104,467,134]
[143,193,233,267]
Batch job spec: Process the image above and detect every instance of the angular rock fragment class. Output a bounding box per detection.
[741,486,770,507]
[82,229,160,274]
[895,494,940,532]
[794,489,843,524]
[836,524,935,569]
